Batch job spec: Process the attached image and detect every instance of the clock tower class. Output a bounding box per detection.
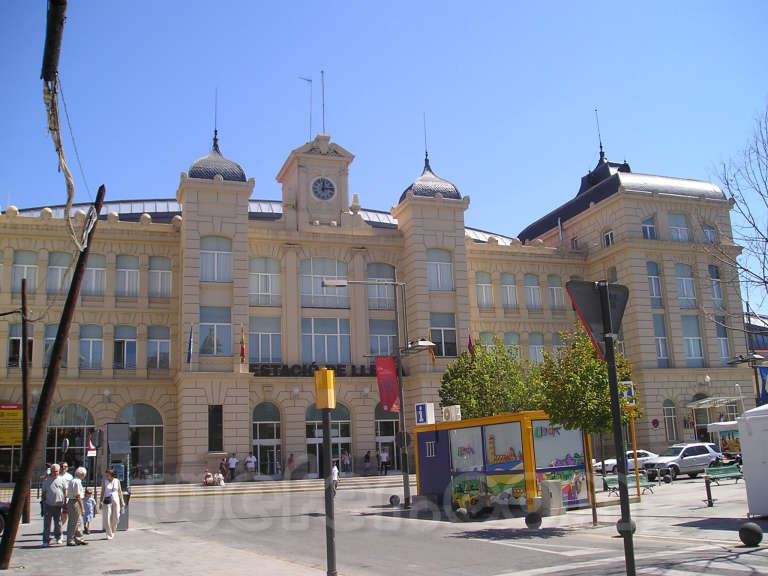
[276,133,355,232]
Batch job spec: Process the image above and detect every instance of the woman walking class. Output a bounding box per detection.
[99,469,125,540]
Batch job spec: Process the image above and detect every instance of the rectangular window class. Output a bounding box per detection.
[115,255,139,297]
[647,262,663,308]
[427,249,454,291]
[525,274,541,310]
[603,230,614,247]
[425,441,436,458]
[547,275,564,310]
[676,264,697,309]
[669,214,690,242]
[367,263,395,310]
[642,217,656,240]
[476,272,493,309]
[715,316,729,367]
[430,313,457,357]
[148,256,172,298]
[369,319,396,358]
[709,265,724,310]
[113,325,137,369]
[663,403,678,442]
[682,315,704,368]
[726,402,738,420]
[500,273,517,310]
[208,405,223,452]
[79,325,103,369]
[200,237,232,282]
[653,314,669,368]
[301,318,350,364]
[553,333,565,354]
[249,257,281,306]
[147,326,170,369]
[47,252,72,295]
[12,250,37,294]
[504,332,520,358]
[528,332,544,363]
[300,258,349,308]
[8,324,33,369]
[479,332,494,347]
[570,237,578,249]
[249,317,282,363]
[82,254,106,297]
[199,307,232,356]
[702,223,717,244]
[44,324,67,369]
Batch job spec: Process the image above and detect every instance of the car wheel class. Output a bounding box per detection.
[0,513,5,536]
[669,466,678,480]
[611,466,617,474]
[688,472,698,479]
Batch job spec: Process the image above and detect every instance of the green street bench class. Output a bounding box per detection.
[704,464,743,485]
[603,475,654,496]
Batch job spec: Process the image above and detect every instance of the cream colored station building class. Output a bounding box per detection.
[0,133,754,483]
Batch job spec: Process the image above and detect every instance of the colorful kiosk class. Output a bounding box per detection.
[414,411,590,514]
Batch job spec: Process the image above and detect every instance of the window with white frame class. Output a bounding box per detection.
[249,257,281,306]
[570,237,579,249]
[426,249,453,291]
[47,252,72,295]
[479,332,494,347]
[715,316,729,367]
[369,319,396,358]
[528,333,544,363]
[653,314,669,368]
[642,217,656,240]
[663,400,678,442]
[476,271,493,309]
[367,263,395,310]
[647,262,663,308]
[547,274,564,310]
[603,229,614,247]
[430,313,457,357]
[301,318,350,363]
[726,401,739,420]
[504,332,520,358]
[525,274,542,310]
[300,258,349,308]
[79,325,103,369]
[12,250,37,294]
[200,236,232,282]
[113,325,137,369]
[199,307,232,356]
[676,264,696,309]
[669,213,690,242]
[115,255,139,297]
[147,325,170,369]
[8,324,33,368]
[249,317,281,364]
[148,256,172,298]
[82,254,106,297]
[501,273,517,310]
[682,315,704,368]
[709,265,724,310]
[702,222,717,244]
[553,333,565,355]
[44,324,67,368]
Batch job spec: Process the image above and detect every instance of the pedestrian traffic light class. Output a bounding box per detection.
[314,367,336,410]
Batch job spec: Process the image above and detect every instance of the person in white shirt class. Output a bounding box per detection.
[99,468,126,540]
[59,463,73,524]
[227,453,239,481]
[66,467,88,546]
[380,449,389,476]
[330,461,339,496]
[244,452,257,479]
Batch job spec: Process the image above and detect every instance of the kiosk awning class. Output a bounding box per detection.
[685,397,738,409]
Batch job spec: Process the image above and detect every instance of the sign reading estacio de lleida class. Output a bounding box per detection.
[250,363,377,378]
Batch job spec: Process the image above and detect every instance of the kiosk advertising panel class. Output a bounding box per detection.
[483,422,526,507]
[532,419,588,508]
[449,426,486,510]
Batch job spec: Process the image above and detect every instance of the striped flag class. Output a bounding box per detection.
[186,325,193,364]
[429,343,436,366]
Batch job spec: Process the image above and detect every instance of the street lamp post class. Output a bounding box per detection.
[321,277,434,508]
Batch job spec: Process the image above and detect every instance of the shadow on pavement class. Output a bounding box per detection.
[451,526,571,540]
[676,517,768,531]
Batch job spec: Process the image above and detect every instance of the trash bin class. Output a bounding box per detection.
[117,492,130,531]
[540,480,564,516]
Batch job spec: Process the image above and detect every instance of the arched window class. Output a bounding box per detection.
[300,257,348,308]
[305,403,350,477]
[504,332,520,358]
[148,256,172,298]
[200,236,232,282]
[120,404,164,482]
[603,229,614,247]
[500,273,517,310]
[46,404,95,470]
[709,265,724,309]
[252,402,281,477]
[647,262,663,308]
[529,333,544,363]
[367,263,395,310]
[524,274,541,310]
[82,254,106,296]
[47,252,72,295]
[675,264,696,309]
[12,250,37,294]
[663,400,678,442]
[669,214,689,242]
[547,275,564,310]
[375,402,399,472]
[115,255,139,297]
[476,272,493,309]
[701,222,717,244]
[642,217,656,240]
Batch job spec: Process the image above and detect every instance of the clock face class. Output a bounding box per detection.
[312,177,336,201]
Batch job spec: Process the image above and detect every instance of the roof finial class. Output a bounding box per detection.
[594,107,604,161]
[423,111,432,172]
[212,88,221,153]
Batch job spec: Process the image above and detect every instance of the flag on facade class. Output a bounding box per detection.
[428,340,436,366]
[240,324,246,363]
[467,330,475,360]
[760,366,768,405]
[186,325,193,364]
[375,357,400,412]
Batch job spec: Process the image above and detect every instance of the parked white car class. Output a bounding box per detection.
[642,443,721,480]
[593,450,658,474]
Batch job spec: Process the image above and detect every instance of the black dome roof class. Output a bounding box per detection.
[188,132,246,182]
[398,155,461,203]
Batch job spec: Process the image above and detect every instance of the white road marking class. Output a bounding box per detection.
[471,538,610,557]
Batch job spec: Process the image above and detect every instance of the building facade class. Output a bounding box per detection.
[0,134,754,482]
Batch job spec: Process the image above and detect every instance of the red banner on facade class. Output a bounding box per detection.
[375,357,400,412]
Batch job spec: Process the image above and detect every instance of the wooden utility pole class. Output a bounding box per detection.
[0,185,105,569]
[20,280,30,524]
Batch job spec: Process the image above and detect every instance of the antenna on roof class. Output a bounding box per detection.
[299,76,313,141]
[594,108,604,160]
[321,70,326,134]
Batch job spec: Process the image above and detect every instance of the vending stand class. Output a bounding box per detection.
[414,410,590,515]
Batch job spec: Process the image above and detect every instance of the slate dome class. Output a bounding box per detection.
[188,132,246,182]
[398,154,461,203]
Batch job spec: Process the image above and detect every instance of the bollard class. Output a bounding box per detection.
[704,475,713,507]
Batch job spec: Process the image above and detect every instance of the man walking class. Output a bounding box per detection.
[66,467,88,546]
[244,452,257,479]
[42,463,67,546]
[228,453,239,481]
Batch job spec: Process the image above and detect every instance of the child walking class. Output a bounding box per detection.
[83,488,97,534]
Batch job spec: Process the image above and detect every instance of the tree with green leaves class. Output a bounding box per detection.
[439,336,540,419]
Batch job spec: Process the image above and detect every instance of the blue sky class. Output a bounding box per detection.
[2,1,767,240]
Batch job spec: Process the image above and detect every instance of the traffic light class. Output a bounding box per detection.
[314,367,336,410]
